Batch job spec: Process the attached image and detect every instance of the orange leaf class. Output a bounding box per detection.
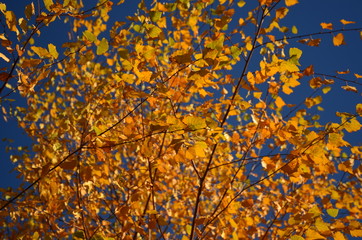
[276,7,289,19]
[307,38,321,47]
[357,103,362,116]
[333,33,345,46]
[320,22,333,30]
[354,73,362,78]
[333,232,346,240]
[337,69,350,74]
[285,0,298,7]
[340,19,355,25]
[341,85,357,93]
[303,65,314,76]
[275,96,286,108]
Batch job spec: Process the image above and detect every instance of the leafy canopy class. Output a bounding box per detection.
[0,0,362,239]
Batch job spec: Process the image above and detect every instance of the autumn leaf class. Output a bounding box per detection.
[303,65,314,76]
[275,96,286,108]
[237,0,246,7]
[341,85,358,93]
[48,43,58,59]
[327,208,339,217]
[333,33,345,46]
[285,0,298,7]
[320,22,333,30]
[1,1,362,239]
[0,52,10,62]
[83,31,96,42]
[340,19,355,25]
[43,0,54,11]
[183,116,207,130]
[97,38,109,55]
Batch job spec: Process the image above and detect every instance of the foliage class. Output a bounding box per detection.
[0,0,362,239]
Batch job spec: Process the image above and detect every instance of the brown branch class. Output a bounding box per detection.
[255,27,362,49]
[199,114,358,234]
[189,5,268,240]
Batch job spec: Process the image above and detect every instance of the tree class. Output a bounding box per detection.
[0,0,361,239]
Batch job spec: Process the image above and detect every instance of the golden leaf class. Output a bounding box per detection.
[333,33,345,46]
[320,22,333,30]
[340,19,356,25]
[285,0,298,7]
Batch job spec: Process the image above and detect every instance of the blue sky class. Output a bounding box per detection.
[1,0,361,200]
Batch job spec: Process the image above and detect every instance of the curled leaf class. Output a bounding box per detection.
[341,85,357,93]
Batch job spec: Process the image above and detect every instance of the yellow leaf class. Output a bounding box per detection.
[344,118,361,132]
[340,19,355,25]
[31,46,51,58]
[322,86,331,94]
[354,73,362,78]
[321,22,333,30]
[237,0,246,7]
[121,73,135,84]
[350,229,362,237]
[0,52,9,62]
[315,218,331,235]
[83,31,96,42]
[333,232,346,240]
[333,33,345,46]
[48,43,58,59]
[194,142,207,157]
[291,236,304,240]
[97,38,109,55]
[327,208,339,218]
[32,231,40,240]
[43,0,54,11]
[285,0,298,6]
[305,228,325,239]
[183,116,207,130]
[356,103,362,116]
[275,96,286,108]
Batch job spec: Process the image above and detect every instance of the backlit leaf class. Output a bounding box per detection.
[333,232,346,240]
[97,38,109,55]
[356,103,362,116]
[275,96,286,108]
[340,19,355,25]
[327,208,339,217]
[83,31,96,42]
[237,0,246,7]
[276,7,288,19]
[25,3,35,20]
[341,85,357,93]
[350,230,362,237]
[285,0,298,7]
[0,52,10,62]
[290,236,304,240]
[320,22,333,30]
[183,116,207,130]
[333,33,345,46]
[48,44,58,59]
[31,46,51,58]
[43,0,54,11]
